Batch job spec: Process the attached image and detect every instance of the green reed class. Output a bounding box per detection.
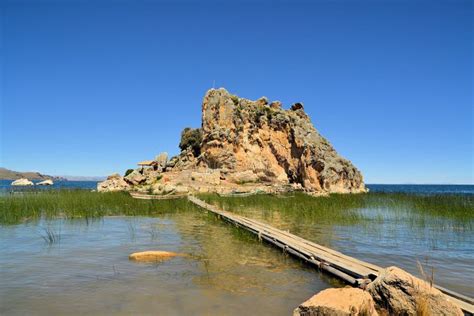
[199,192,473,230]
[0,190,198,225]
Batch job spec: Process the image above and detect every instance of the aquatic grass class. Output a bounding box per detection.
[199,192,474,233]
[0,190,198,225]
[41,226,61,245]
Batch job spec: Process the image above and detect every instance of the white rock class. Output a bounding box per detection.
[37,179,54,186]
[11,178,34,186]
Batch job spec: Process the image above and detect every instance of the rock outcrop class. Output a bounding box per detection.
[97,174,130,192]
[293,287,378,316]
[11,178,34,186]
[195,88,365,193]
[367,266,463,316]
[98,88,365,194]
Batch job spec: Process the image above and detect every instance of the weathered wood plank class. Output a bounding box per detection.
[129,192,188,200]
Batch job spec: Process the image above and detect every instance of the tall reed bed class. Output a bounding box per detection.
[0,190,197,225]
[199,192,474,230]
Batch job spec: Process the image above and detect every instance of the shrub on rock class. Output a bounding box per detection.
[179,127,202,157]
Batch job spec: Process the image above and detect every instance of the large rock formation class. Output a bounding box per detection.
[196,88,365,193]
[98,88,365,194]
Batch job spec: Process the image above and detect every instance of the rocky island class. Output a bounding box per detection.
[99,88,366,195]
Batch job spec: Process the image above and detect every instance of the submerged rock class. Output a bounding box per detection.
[129,251,182,262]
[367,266,463,316]
[293,287,378,316]
[37,179,53,186]
[11,178,33,186]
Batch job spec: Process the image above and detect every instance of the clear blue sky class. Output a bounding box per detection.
[1,0,472,184]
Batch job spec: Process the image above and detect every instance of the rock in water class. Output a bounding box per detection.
[11,178,34,186]
[293,287,378,316]
[367,266,463,316]
[129,251,181,262]
[199,88,365,193]
[37,179,53,185]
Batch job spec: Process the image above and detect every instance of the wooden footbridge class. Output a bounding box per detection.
[130,192,474,314]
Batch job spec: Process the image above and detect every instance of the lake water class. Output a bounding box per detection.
[0,180,98,192]
[0,182,472,314]
[0,212,338,315]
[2,180,473,195]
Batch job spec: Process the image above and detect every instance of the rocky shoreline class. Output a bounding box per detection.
[293,266,463,316]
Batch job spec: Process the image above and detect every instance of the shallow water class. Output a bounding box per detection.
[223,205,474,296]
[0,212,339,315]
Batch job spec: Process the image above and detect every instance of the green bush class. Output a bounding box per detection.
[124,169,134,177]
[179,127,202,157]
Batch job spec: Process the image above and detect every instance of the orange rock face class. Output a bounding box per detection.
[197,88,366,194]
[293,287,378,316]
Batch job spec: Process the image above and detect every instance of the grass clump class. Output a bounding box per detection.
[41,226,61,245]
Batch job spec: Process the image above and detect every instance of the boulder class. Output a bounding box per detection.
[293,287,378,316]
[97,174,130,192]
[190,170,221,185]
[162,183,176,194]
[155,152,168,168]
[290,102,304,111]
[227,170,258,184]
[124,170,146,185]
[129,251,182,262]
[175,185,189,194]
[270,101,282,109]
[151,183,177,195]
[367,266,463,316]
[256,96,269,106]
[107,173,122,180]
[142,168,161,184]
[37,179,54,186]
[11,178,33,186]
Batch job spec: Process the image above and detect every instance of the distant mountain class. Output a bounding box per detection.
[60,175,106,181]
[0,167,67,181]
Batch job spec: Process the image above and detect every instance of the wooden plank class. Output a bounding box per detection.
[129,192,188,200]
[187,195,474,315]
[188,196,376,279]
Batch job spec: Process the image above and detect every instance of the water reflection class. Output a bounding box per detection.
[0,211,336,315]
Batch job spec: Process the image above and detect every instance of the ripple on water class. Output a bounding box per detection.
[0,213,339,315]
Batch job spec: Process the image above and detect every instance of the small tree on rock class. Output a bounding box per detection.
[179,127,202,157]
